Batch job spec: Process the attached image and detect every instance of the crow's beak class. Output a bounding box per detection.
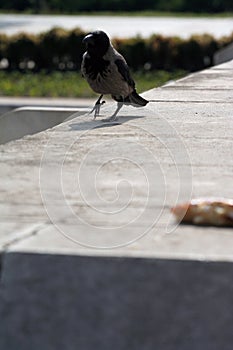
[82,34,94,46]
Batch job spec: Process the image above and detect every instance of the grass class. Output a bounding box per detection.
[134,70,186,92]
[0,70,187,98]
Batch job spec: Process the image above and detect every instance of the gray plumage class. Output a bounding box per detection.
[81,30,148,121]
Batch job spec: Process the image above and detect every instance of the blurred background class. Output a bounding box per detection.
[0,0,232,98]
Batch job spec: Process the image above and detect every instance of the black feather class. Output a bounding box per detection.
[83,31,110,57]
[112,91,148,106]
[115,59,135,88]
[129,90,148,106]
[84,56,110,80]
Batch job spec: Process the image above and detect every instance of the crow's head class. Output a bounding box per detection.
[83,30,110,57]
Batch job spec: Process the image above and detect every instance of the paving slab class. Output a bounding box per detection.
[0,96,95,114]
[0,107,91,144]
[0,61,233,350]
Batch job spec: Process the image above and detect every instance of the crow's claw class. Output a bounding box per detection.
[89,95,105,119]
[102,101,123,122]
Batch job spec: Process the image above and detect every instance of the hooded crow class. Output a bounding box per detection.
[81,30,149,121]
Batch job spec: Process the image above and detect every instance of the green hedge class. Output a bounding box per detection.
[0,27,232,72]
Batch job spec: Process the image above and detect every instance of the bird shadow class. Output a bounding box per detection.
[68,114,145,131]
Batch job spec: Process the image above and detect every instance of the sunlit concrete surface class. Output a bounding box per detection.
[0,60,233,350]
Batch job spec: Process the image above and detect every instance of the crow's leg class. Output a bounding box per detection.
[89,94,105,119]
[102,102,123,122]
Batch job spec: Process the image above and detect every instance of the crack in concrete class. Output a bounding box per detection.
[0,222,50,291]
[2,222,49,252]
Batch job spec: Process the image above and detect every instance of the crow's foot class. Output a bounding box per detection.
[89,95,105,119]
[102,102,122,122]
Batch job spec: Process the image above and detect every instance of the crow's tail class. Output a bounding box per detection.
[129,90,149,107]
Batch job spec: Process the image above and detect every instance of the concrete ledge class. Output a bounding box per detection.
[0,60,233,349]
[0,97,95,116]
[0,106,89,144]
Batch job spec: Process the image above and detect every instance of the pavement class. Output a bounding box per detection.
[0,60,233,349]
[0,97,96,144]
[0,96,95,115]
[1,61,233,258]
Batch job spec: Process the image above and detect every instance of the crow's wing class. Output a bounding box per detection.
[115,58,135,89]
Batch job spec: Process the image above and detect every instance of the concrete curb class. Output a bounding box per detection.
[0,60,233,349]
